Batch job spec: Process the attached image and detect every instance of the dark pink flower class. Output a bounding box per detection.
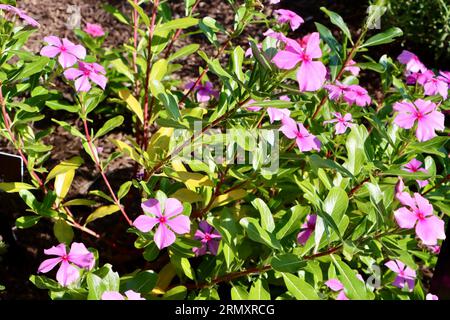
[37,242,94,286]
[40,36,86,68]
[280,117,321,152]
[297,214,317,245]
[64,62,107,92]
[394,193,446,245]
[274,9,304,31]
[427,245,440,254]
[324,112,353,134]
[393,99,445,142]
[397,50,426,73]
[324,81,347,101]
[84,23,105,38]
[402,158,429,188]
[384,260,416,290]
[438,71,450,84]
[133,198,190,249]
[102,290,145,300]
[185,81,219,102]
[193,221,221,256]
[0,4,39,27]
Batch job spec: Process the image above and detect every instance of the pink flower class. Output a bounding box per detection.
[297,214,316,245]
[324,81,347,101]
[244,99,262,112]
[426,293,439,300]
[64,62,107,92]
[280,117,321,152]
[424,77,448,100]
[344,60,360,76]
[133,198,191,249]
[397,50,426,73]
[394,193,446,245]
[393,99,445,142]
[40,36,86,68]
[193,221,222,256]
[395,178,414,207]
[37,242,95,287]
[427,245,440,254]
[84,23,105,38]
[384,260,416,290]
[267,108,291,123]
[102,290,145,300]
[343,85,371,107]
[185,81,219,102]
[245,43,262,58]
[274,9,304,31]
[272,33,326,92]
[438,71,450,84]
[405,71,420,85]
[402,158,429,188]
[324,112,353,134]
[325,279,349,300]
[263,28,288,43]
[0,4,39,27]
[269,0,280,4]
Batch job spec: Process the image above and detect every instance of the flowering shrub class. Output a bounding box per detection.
[0,0,449,300]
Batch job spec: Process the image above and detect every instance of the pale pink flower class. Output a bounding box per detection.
[394,193,446,245]
[343,85,371,107]
[426,293,439,300]
[325,279,349,300]
[324,81,347,101]
[84,23,105,38]
[385,260,416,290]
[64,62,107,92]
[297,214,316,245]
[263,28,288,43]
[397,50,426,73]
[324,112,353,134]
[393,99,445,142]
[280,117,321,152]
[133,198,191,249]
[244,99,262,112]
[438,71,450,84]
[37,242,94,287]
[193,221,221,256]
[395,178,414,207]
[245,43,262,58]
[40,36,86,68]
[274,9,304,31]
[424,77,448,99]
[102,290,145,300]
[267,108,291,123]
[185,81,219,102]
[0,4,39,27]
[402,158,429,188]
[272,33,326,92]
[269,0,280,4]
[344,60,360,76]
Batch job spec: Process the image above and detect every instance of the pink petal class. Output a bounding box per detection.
[154,224,176,249]
[40,45,61,58]
[43,35,62,47]
[124,290,145,300]
[37,257,62,273]
[44,243,67,257]
[280,117,298,139]
[414,193,433,216]
[305,32,322,59]
[394,113,416,129]
[384,260,401,273]
[297,60,326,92]
[267,108,290,123]
[297,229,312,245]
[164,198,184,218]
[272,50,302,70]
[63,68,84,80]
[102,291,125,300]
[89,73,107,90]
[141,198,161,217]
[58,51,78,68]
[133,215,160,233]
[56,260,79,287]
[416,216,446,245]
[74,75,92,92]
[394,207,417,229]
[68,242,95,270]
[325,278,344,291]
[336,290,349,300]
[166,214,191,234]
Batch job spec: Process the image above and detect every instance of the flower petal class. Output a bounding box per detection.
[141,198,161,217]
[167,214,191,235]
[164,198,184,218]
[154,224,176,249]
[133,215,159,233]
[56,260,79,287]
[37,257,62,273]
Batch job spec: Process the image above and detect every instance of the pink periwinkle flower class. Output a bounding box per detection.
[427,245,440,254]
[263,28,288,44]
[269,0,280,4]
[395,178,412,207]
[397,50,427,73]
[133,198,191,250]
[393,99,445,142]
[280,117,321,152]
[402,158,429,188]
[405,71,420,85]
[344,60,360,76]
[417,70,449,99]
[426,293,439,300]
[84,23,105,38]
[272,33,326,92]
[0,4,40,27]
[325,279,349,300]
[185,81,219,102]
[40,36,86,68]
[274,9,304,31]
[394,193,446,245]
[324,81,347,101]
[64,62,107,92]
[297,214,317,245]
[37,242,95,287]
[384,260,416,290]
[245,43,262,58]
[102,290,145,300]
[244,99,262,112]
[343,85,371,107]
[267,108,291,123]
[438,71,450,84]
[193,221,222,256]
[323,112,354,134]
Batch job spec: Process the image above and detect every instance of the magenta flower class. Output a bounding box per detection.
[325,81,347,101]
[402,158,429,188]
[427,245,440,254]
[40,36,86,68]
[274,9,304,31]
[297,214,317,245]
[84,23,105,38]
[0,4,39,27]
[185,81,219,102]
[325,279,349,300]
[272,33,326,92]
[397,50,426,73]
[133,198,191,249]
[102,290,145,300]
[344,60,360,76]
[384,260,416,290]
[343,85,371,107]
[263,28,288,44]
[324,112,354,134]
[424,77,448,99]
[37,242,95,287]
[405,71,420,85]
[267,108,291,123]
[280,117,321,152]
[438,71,450,84]
[393,99,445,142]
[64,62,107,92]
[394,193,446,245]
[426,293,439,300]
[193,221,222,256]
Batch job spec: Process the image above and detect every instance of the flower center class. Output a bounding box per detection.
[61,254,69,261]
[300,52,311,62]
[159,216,167,224]
[60,46,67,52]
[416,211,426,220]
[83,70,91,76]
[204,234,212,241]
[416,111,423,119]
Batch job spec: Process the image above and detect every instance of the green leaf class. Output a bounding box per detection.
[231,285,248,300]
[331,256,370,300]
[117,181,132,200]
[239,217,281,250]
[271,254,306,273]
[53,219,74,244]
[150,59,168,82]
[344,125,368,175]
[275,205,309,240]
[157,92,181,120]
[251,198,275,232]
[315,22,342,58]
[127,0,150,27]
[248,278,270,300]
[85,205,120,225]
[30,275,61,291]
[282,273,320,300]
[0,182,35,193]
[320,7,352,42]
[46,156,84,182]
[168,44,200,62]
[94,116,124,140]
[362,27,403,47]
[15,56,49,79]
[126,270,158,293]
[158,18,199,32]
[46,100,79,113]
[162,286,187,300]
[118,89,144,123]
[87,273,107,300]
[16,216,41,229]
[323,187,349,223]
